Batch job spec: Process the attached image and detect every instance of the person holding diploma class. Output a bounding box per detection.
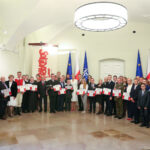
[137,83,149,128]
[88,78,96,113]
[38,76,47,112]
[6,75,17,117]
[57,76,66,111]
[114,78,124,119]
[15,71,25,115]
[65,80,73,111]
[80,78,88,113]
[0,76,9,120]
[130,78,141,124]
[28,77,37,113]
[96,79,103,114]
[47,74,58,113]
[71,74,78,111]
[105,75,115,116]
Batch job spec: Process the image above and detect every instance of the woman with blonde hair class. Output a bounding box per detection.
[71,74,78,111]
[80,78,88,113]
[6,75,17,117]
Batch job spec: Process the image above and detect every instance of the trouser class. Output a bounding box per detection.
[106,96,113,115]
[115,98,123,117]
[140,108,149,125]
[39,96,47,112]
[16,93,23,107]
[112,97,116,115]
[89,97,96,113]
[58,94,65,111]
[131,102,140,122]
[49,95,56,112]
[78,95,83,110]
[28,92,35,112]
[65,96,71,111]
[0,99,7,118]
[55,95,58,111]
[22,92,29,112]
[81,94,87,111]
[127,101,133,118]
[123,100,127,117]
[96,95,102,112]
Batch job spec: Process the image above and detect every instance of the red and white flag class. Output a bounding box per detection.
[147,51,150,80]
[75,52,80,80]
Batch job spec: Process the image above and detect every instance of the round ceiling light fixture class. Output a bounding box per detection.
[74,2,128,32]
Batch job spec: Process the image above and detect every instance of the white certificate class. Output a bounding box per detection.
[53,85,61,91]
[95,88,103,95]
[76,89,86,95]
[113,89,121,97]
[18,86,26,93]
[65,86,73,90]
[25,84,32,91]
[87,90,96,97]
[58,88,66,95]
[1,88,11,97]
[31,85,38,91]
[103,88,111,95]
[122,92,131,100]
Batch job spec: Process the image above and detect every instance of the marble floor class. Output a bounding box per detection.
[0,112,150,150]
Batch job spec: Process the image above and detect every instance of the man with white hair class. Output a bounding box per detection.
[0,76,9,119]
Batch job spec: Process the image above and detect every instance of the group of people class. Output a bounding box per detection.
[0,71,150,128]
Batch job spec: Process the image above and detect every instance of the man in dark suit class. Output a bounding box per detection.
[0,77,9,119]
[137,83,149,128]
[37,76,47,112]
[105,75,115,116]
[47,74,58,113]
[130,78,141,124]
[77,74,83,111]
[88,78,96,113]
[57,76,66,111]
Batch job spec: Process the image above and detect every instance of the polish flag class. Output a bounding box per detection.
[75,52,80,80]
[147,51,150,80]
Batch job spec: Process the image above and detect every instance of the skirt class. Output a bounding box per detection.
[7,96,16,106]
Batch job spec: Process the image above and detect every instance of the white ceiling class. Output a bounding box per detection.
[0,0,150,51]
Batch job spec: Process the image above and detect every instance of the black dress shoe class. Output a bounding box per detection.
[135,121,139,124]
[114,115,118,118]
[118,117,122,119]
[131,120,135,123]
[146,125,150,128]
[96,112,101,115]
[140,124,146,127]
[39,110,42,112]
[53,111,56,113]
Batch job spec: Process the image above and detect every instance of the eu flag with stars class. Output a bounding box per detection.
[83,51,89,81]
[67,52,72,79]
[136,50,143,77]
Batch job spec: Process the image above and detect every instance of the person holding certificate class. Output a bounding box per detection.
[0,77,9,120]
[137,83,149,128]
[38,76,47,112]
[6,75,17,117]
[114,78,124,119]
[47,74,58,113]
[130,79,141,124]
[95,79,103,114]
[105,75,115,116]
[88,78,96,113]
[15,71,25,115]
[79,79,88,113]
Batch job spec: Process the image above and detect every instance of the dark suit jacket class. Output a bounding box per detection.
[130,84,141,103]
[106,81,115,97]
[5,81,17,98]
[59,82,65,88]
[137,90,149,108]
[88,83,96,90]
[46,80,58,96]
[37,81,47,97]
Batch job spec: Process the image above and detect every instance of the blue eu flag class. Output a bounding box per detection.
[83,51,89,81]
[136,50,143,77]
[67,52,72,79]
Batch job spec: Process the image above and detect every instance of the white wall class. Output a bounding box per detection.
[22,21,150,82]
